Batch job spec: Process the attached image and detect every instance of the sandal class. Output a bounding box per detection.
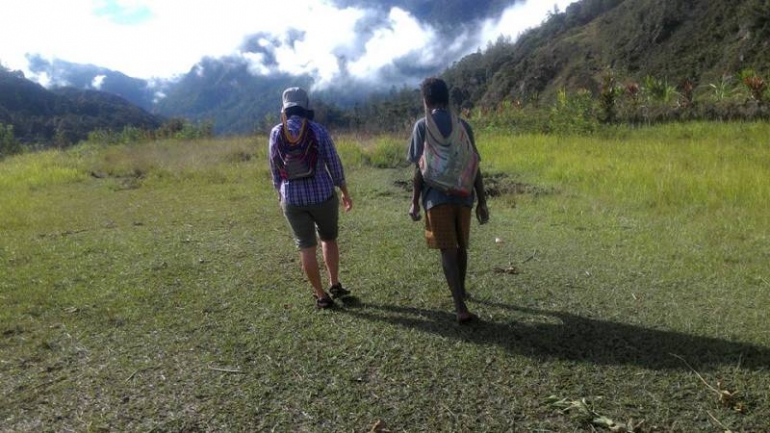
[315,293,335,309]
[457,312,478,325]
[329,283,350,298]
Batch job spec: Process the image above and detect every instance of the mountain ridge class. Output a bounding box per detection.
[2,0,769,146]
[0,66,163,145]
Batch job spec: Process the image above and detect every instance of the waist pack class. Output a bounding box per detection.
[419,110,478,197]
[272,118,319,181]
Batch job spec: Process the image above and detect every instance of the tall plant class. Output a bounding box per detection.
[599,70,624,123]
[708,74,735,103]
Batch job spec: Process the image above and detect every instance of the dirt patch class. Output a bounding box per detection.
[392,179,411,191]
[90,169,144,190]
[392,172,552,199]
[484,172,554,198]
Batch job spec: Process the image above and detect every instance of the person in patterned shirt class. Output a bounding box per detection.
[269,87,353,309]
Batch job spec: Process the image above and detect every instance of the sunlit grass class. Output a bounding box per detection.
[0,150,86,191]
[1,124,769,432]
[481,121,770,214]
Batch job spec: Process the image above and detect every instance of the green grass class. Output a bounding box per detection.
[1,123,769,432]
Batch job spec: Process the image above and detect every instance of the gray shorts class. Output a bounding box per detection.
[281,193,339,249]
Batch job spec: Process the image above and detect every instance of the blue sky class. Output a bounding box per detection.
[94,0,153,25]
[0,0,577,86]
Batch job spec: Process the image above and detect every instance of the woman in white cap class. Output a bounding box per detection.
[269,87,353,309]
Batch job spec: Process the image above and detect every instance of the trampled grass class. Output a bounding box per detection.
[1,122,769,432]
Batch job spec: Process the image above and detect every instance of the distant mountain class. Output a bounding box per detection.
[0,66,163,146]
[110,0,770,134]
[6,0,769,141]
[23,0,531,135]
[26,55,160,111]
[443,0,770,109]
[152,57,312,135]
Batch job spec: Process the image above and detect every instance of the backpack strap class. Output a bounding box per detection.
[280,112,309,146]
[273,115,320,181]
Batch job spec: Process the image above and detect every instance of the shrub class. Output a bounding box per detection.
[0,123,22,158]
[548,88,598,134]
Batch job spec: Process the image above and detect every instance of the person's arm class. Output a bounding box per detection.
[407,120,425,221]
[268,130,283,204]
[317,124,353,211]
[409,166,423,221]
[462,119,488,224]
[474,168,489,224]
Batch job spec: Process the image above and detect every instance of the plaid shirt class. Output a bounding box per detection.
[269,116,346,206]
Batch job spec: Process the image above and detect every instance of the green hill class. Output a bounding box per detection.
[444,0,770,109]
[0,66,163,147]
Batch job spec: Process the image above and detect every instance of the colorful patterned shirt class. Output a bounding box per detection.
[269,116,346,206]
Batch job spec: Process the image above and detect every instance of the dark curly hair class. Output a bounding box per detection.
[420,77,449,108]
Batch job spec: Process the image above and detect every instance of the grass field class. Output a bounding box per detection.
[1,123,769,432]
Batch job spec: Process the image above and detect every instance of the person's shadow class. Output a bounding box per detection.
[337,296,770,371]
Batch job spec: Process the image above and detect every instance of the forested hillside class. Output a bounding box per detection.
[0,66,162,147]
[444,0,770,110]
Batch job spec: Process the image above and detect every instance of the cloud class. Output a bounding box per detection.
[0,0,577,90]
[229,0,578,91]
[92,74,107,89]
[481,1,569,43]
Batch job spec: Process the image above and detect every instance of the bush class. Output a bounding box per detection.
[0,123,22,158]
[84,120,215,147]
[547,88,598,135]
[156,118,215,140]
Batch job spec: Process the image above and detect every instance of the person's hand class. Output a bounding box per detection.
[408,202,421,221]
[476,202,489,225]
[341,193,353,212]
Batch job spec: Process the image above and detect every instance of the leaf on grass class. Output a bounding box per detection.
[546,396,644,432]
[493,265,520,275]
[368,419,390,433]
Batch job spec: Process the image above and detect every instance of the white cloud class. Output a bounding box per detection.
[0,0,578,84]
[92,74,107,89]
[268,2,366,85]
[482,0,577,44]
[347,8,436,80]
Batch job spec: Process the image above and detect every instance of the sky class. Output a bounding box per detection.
[0,0,578,88]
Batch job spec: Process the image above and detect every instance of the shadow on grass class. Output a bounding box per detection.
[337,297,770,371]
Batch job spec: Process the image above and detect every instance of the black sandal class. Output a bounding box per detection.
[329,283,350,298]
[457,312,478,325]
[315,294,335,309]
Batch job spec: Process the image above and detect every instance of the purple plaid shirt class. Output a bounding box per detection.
[269,116,346,206]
